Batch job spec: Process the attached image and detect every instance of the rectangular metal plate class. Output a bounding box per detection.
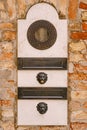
[18,58,67,70]
[18,87,67,99]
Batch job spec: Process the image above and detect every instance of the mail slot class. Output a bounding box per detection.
[17,2,68,126]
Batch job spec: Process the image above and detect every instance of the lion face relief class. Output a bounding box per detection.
[36,72,48,84]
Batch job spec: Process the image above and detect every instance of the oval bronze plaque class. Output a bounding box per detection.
[27,20,57,50]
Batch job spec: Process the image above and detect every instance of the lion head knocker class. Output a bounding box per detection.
[36,72,48,84]
[37,102,48,114]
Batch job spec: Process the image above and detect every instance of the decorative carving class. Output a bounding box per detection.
[36,72,48,84]
[37,102,48,114]
[27,20,57,50]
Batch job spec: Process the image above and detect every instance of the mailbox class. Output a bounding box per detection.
[17,3,67,126]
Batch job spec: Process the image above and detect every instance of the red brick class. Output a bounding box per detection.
[2,31,16,41]
[74,63,87,71]
[79,2,87,10]
[69,72,87,80]
[82,22,87,30]
[0,100,11,106]
[68,0,78,20]
[7,0,16,19]
[0,23,14,30]
[70,122,87,130]
[0,52,13,60]
[70,32,87,40]
[83,102,87,109]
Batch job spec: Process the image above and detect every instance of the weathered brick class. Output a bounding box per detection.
[7,0,16,20]
[79,60,87,66]
[17,0,26,18]
[68,0,78,20]
[74,63,87,73]
[69,72,87,80]
[17,127,36,130]
[0,11,7,20]
[0,100,11,107]
[71,110,87,120]
[0,1,5,10]
[79,2,87,10]
[0,69,11,79]
[1,121,15,130]
[71,91,87,99]
[69,101,81,111]
[83,102,87,109]
[0,88,15,100]
[69,53,84,62]
[81,11,87,21]
[68,62,74,73]
[2,109,14,118]
[69,22,81,31]
[69,80,87,90]
[1,42,13,52]
[0,61,16,69]
[40,126,67,130]
[70,32,87,40]
[2,31,16,41]
[70,122,87,130]
[7,88,15,98]
[0,23,15,30]
[82,22,87,30]
[69,41,86,52]
[0,52,13,60]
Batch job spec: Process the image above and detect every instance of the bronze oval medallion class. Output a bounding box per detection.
[27,20,57,50]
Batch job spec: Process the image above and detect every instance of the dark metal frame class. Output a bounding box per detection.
[18,58,67,70]
[27,20,57,50]
[18,87,67,99]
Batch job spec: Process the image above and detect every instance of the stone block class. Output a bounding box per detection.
[71,91,87,100]
[68,62,74,73]
[1,121,15,130]
[1,42,13,52]
[69,80,87,90]
[69,53,84,62]
[0,69,11,79]
[81,11,87,21]
[2,109,14,118]
[69,101,81,111]
[71,110,87,120]
[0,61,16,69]
[69,22,81,31]
[83,102,87,109]
[69,41,86,52]
[7,0,16,20]
[0,11,7,21]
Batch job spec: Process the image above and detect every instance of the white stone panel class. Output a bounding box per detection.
[18,3,67,58]
[18,70,67,87]
[18,100,67,125]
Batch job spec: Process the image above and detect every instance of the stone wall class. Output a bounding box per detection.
[0,0,87,130]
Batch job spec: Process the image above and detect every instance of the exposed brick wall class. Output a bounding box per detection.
[0,0,87,130]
